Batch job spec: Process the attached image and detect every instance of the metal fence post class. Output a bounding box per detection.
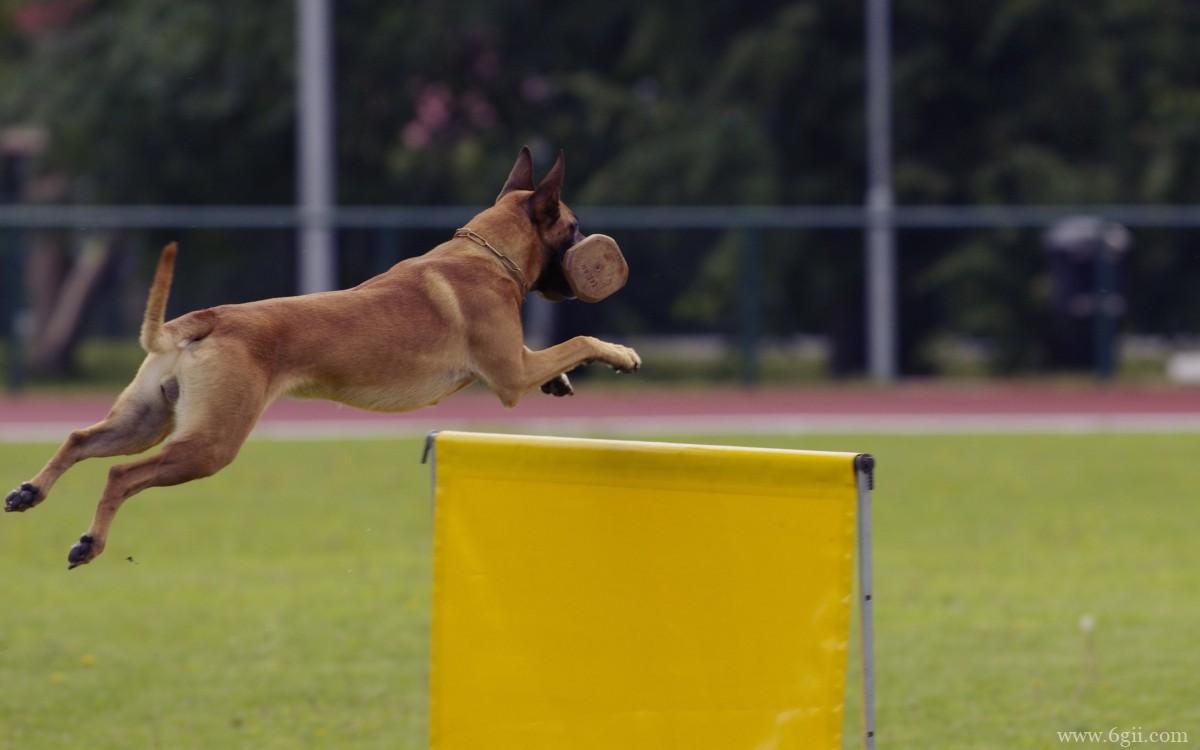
[739,229,762,386]
[865,0,898,382]
[296,0,337,294]
[2,234,24,393]
[374,227,401,275]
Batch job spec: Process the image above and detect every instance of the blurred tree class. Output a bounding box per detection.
[0,0,296,374]
[1,0,294,203]
[3,0,1200,376]
[892,0,1200,371]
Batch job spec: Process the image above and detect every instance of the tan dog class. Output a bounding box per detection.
[5,147,641,568]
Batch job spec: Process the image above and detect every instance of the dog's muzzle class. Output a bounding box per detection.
[562,234,628,303]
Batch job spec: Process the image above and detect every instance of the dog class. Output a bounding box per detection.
[5,147,641,569]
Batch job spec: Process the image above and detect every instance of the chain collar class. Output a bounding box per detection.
[454,228,529,296]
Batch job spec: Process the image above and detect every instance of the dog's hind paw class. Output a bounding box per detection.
[67,534,102,570]
[541,374,574,397]
[5,483,43,513]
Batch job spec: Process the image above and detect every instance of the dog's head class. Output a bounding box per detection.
[496,147,584,302]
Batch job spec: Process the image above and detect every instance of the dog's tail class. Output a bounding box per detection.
[139,242,177,354]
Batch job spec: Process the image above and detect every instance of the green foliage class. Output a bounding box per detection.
[890,0,1200,370]
[1,0,294,202]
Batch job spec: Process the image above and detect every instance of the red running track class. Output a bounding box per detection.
[4,382,1200,438]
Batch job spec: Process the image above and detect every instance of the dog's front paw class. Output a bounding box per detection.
[541,374,574,397]
[610,345,641,374]
[67,534,103,570]
[5,483,43,512]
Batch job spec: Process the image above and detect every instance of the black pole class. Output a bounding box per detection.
[1,235,23,393]
[1,145,25,393]
[739,229,762,387]
[1093,235,1116,381]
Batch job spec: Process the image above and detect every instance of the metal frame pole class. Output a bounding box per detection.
[865,0,897,382]
[855,453,877,749]
[296,0,337,294]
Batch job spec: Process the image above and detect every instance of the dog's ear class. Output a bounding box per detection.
[496,146,536,202]
[530,150,565,223]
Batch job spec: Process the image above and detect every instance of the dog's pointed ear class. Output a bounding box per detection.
[496,146,536,202]
[530,150,564,223]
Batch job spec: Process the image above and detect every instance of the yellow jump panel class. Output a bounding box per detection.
[429,431,859,750]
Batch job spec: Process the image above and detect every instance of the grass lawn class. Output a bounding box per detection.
[1,432,1197,748]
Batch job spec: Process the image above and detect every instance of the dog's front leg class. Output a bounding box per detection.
[480,337,640,408]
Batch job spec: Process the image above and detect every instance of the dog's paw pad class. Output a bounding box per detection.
[541,374,574,397]
[67,535,98,570]
[5,483,42,512]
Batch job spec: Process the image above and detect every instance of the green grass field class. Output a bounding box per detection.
[1,431,1197,748]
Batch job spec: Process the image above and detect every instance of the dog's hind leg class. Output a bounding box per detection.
[65,429,248,569]
[9,242,187,513]
[65,361,269,568]
[5,372,177,514]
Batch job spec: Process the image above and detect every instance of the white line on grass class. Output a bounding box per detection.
[8,413,1200,442]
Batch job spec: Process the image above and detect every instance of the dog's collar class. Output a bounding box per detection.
[454,228,529,297]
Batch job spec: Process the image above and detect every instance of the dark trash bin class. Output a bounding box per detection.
[1043,217,1131,377]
